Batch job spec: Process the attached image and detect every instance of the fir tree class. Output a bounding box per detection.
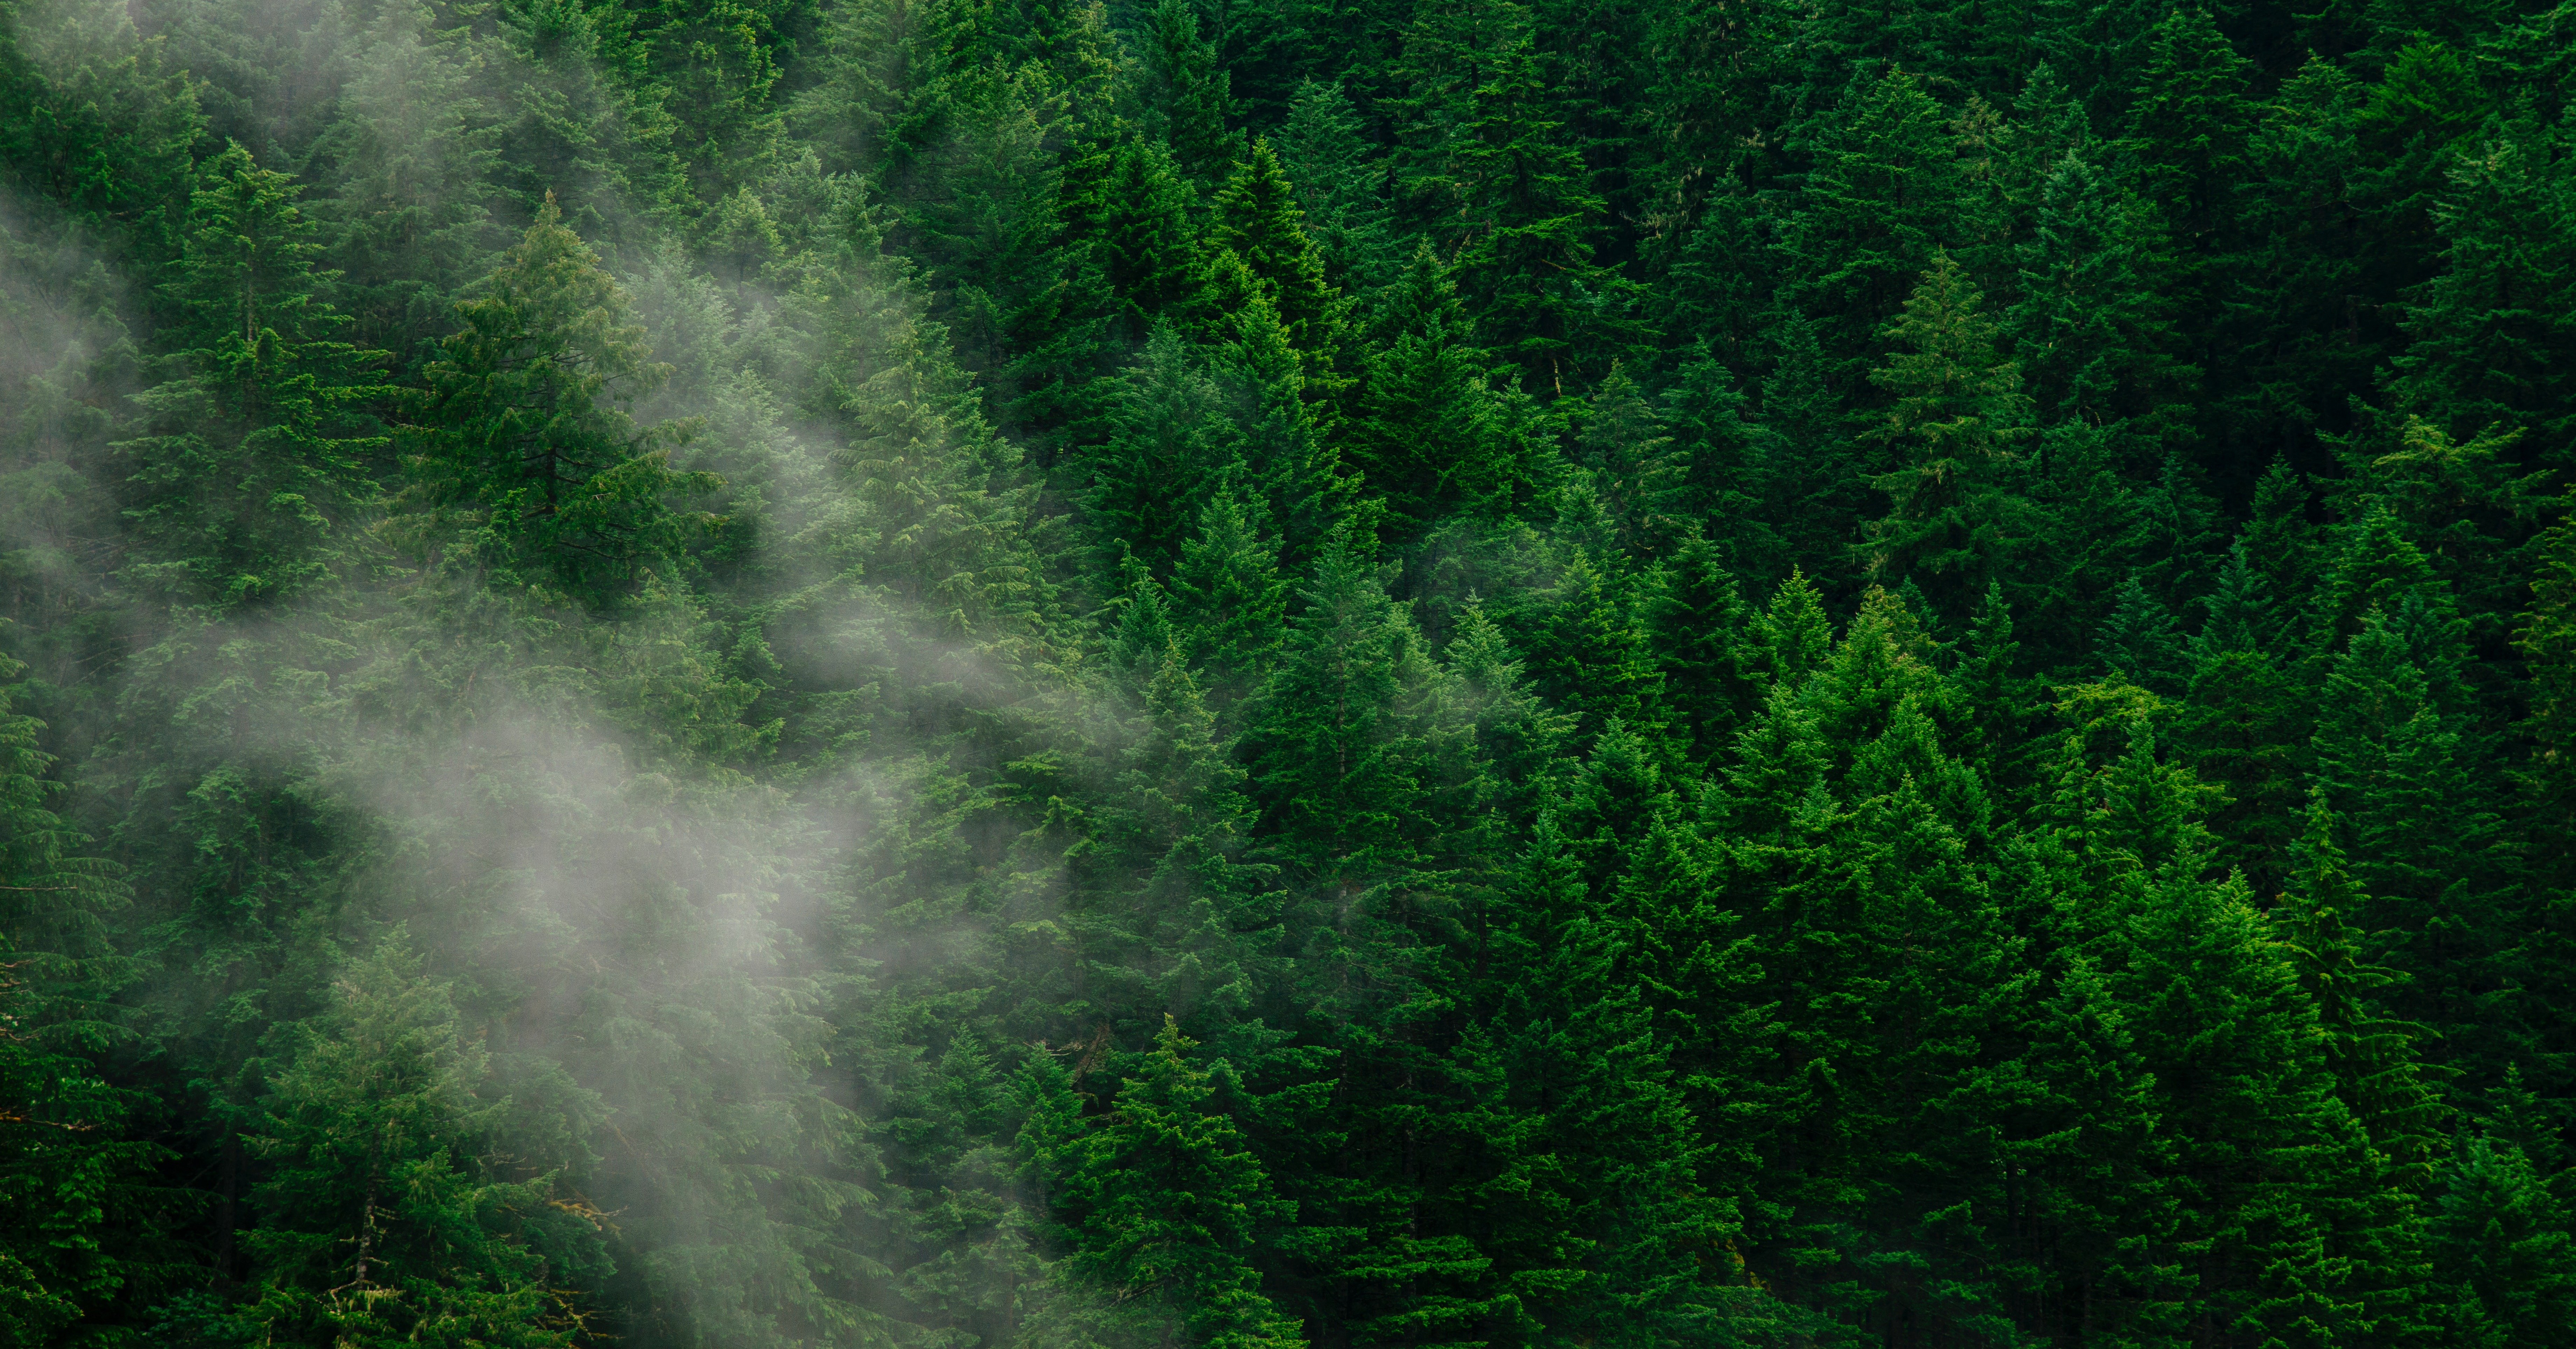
[119,143,390,610]
[1861,252,2032,619]
[218,936,605,1348]
[1045,1019,1307,1347]
[401,196,721,602]
[1140,0,1238,183]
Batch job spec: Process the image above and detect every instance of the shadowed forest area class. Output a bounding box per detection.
[4,0,2576,1342]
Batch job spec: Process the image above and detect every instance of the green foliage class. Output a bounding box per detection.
[1862,252,2031,617]
[119,142,389,609]
[401,197,720,602]
[212,935,603,1348]
[7,0,2576,1345]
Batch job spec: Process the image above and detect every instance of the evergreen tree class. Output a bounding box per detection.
[215,936,606,1348]
[401,197,721,602]
[0,638,164,1344]
[1441,34,1634,392]
[1778,66,1968,391]
[1140,0,1237,184]
[2427,1135,2576,1348]
[1086,322,1245,576]
[1578,363,1686,560]
[1210,138,1350,406]
[1240,526,1441,996]
[1861,252,2032,619]
[2097,572,2187,694]
[119,143,390,610]
[1272,81,1398,291]
[1345,243,1524,540]
[1043,1019,1307,1347]
[0,0,203,263]
[1644,536,1763,765]
[11,0,2576,1341]
[1171,482,1294,706]
[2009,152,2195,464]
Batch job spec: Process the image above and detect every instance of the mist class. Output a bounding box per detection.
[9,0,2576,1345]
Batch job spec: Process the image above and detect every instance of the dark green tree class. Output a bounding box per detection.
[1861,252,2032,620]
[401,197,720,601]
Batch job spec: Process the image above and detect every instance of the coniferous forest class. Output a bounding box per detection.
[7,0,2576,1340]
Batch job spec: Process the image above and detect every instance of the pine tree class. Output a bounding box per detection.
[2121,7,2258,253]
[2230,55,2376,476]
[0,0,203,263]
[119,143,391,610]
[1742,315,1869,587]
[624,0,794,194]
[488,0,692,236]
[305,1,502,363]
[1214,290,1359,573]
[2181,539,2310,890]
[1659,341,1763,539]
[1171,483,1294,707]
[2427,1135,2576,1349]
[2524,485,2576,890]
[1861,252,2032,619]
[1240,526,1440,964]
[2118,7,2260,413]
[1043,1019,1306,1347]
[2312,607,2519,1075]
[1527,553,1661,742]
[401,196,721,602]
[1140,0,1237,184]
[218,935,605,1348]
[2385,113,2576,475]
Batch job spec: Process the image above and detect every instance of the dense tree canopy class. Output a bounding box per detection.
[4,0,2575,1345]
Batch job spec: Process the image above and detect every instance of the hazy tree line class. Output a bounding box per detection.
[3,0,2575,1343]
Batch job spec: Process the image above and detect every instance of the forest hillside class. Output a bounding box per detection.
[4,0,2575,1343]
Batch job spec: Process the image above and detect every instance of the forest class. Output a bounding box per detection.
[3,0,2575,1341]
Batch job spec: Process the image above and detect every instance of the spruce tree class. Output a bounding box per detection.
[401,196,720,602]
[1861,252,2032,620]
[1044,1019,1307,1348]
[1442,34,1634,393]
[218,936,606,1348]
[120,143,389,610]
